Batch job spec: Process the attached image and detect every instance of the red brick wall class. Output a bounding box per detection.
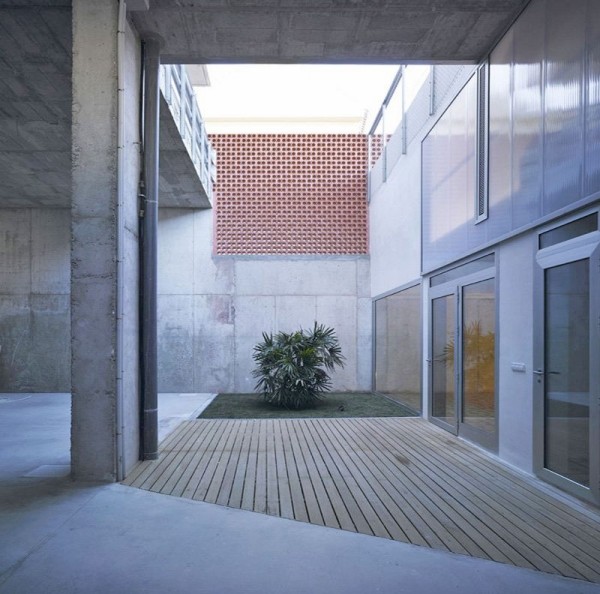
[210,134,368,255]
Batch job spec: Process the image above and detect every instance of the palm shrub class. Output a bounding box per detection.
[252,322,345,410]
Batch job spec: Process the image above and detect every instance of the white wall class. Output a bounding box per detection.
[497,234,536,472]
[369,146,422,297]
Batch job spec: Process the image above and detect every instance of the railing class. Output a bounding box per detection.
[368,64,473,200]
[160,64,216,201]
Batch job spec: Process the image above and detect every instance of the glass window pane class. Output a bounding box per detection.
[462,278,495,433]
[544,259,589,486]
[430,254,495,287]
[431,294,456,425]
[374,285,421,413]
[539,213,598,249]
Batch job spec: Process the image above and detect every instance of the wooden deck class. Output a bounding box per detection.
[123,417,600,583]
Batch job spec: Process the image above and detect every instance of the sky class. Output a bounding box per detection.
[193,64,430,134]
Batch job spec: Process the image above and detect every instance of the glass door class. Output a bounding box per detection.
[429,260,497,450]
[431,292,457,431]
[459,278,496,449]
[544,260,589,486]
[535,230,599,503]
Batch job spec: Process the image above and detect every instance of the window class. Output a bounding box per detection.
[475,60,489,223]
[374,284,422,413]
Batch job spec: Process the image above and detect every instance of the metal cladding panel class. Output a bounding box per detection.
[511,0,544,228]
[487,30,513,241]
[543,0,585,214]
[421,0,596,273]
[422,77,476,271]
[585,0,600,197]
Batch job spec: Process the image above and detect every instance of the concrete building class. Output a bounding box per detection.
[2,0,597,514]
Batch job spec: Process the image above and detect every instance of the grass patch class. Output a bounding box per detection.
[199,392,417,419]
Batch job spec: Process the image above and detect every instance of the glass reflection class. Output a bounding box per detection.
[544,260,590,487]
[374,286,421,413]
[462,279,495,433]
[431,295,456,425]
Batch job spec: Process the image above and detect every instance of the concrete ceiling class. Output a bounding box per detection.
[0,5,71,207]
[131,0,530,65]
[0,0,530,207]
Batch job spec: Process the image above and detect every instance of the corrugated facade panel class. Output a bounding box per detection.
[422,77,477,271]
[543,0,585,214]
[511,0,543,228]
[422,0,598,272]
[585,0,600,197]
[211,134,368,255]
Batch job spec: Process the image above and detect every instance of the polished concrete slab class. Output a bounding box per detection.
[1,393,598,593]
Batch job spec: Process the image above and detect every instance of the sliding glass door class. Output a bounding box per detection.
[429,259,497,450]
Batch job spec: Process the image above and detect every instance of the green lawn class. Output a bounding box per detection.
[198,392,417,419]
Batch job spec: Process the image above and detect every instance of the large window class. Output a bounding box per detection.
[374,284,422,413]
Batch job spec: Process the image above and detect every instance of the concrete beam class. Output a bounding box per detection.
[131,1,530,64]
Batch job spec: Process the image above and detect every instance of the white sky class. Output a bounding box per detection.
[193,64,430,134]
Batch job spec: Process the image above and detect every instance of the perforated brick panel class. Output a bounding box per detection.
[210,134,368,255]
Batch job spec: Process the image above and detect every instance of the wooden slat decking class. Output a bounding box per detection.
[123,417,600,583]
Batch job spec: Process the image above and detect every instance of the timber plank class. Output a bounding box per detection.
[293,420,340,529]
[399,419,600,552]
[316,419,398,540]
[149,420,215,494]
[331,419,464,553]
[166,420,223,497]
[203,420,244,504]
[190,420,237,501]
[384,419,600,581]
[241,420,260,511]
[304,420,373,535]
[272,419,294,519]
[298,420,356,532]
[279,420,313,524]
[215,420,251,507]
[286,420,325,526]
[367,419,571,576]
[129,421,199,489]
[123,416,600,584]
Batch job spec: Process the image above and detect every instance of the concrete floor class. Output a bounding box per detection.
[0,394,598,594]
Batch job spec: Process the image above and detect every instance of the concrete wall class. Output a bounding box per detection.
[158,208,371,394]
[121,17,142,477]
[0,208,70,392]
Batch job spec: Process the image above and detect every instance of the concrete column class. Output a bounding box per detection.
[71,0,120,481]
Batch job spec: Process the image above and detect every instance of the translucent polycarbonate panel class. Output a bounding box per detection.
[374,285,422,413]
[543,0,585,214]
[431,294,456,426]
[487,31,513,240]
[422,76,477,271]
[544,259,590,487]
[585,0,600,196]
[462,278,495,434]
[511,0,543,227]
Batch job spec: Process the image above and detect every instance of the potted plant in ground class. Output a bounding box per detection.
[252,322,345,410]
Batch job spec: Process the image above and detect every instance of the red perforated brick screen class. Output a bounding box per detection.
[210,134,368,255]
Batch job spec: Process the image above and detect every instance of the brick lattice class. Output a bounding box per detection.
[210,134,368,255]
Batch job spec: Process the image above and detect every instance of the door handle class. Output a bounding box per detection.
[533,369,544,375]
[533,369,560,375]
